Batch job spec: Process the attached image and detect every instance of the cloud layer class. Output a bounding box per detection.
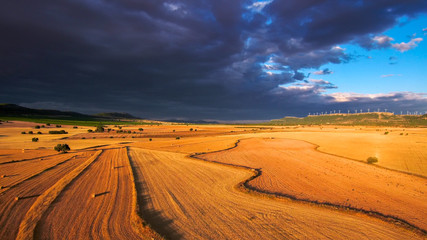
[0,0,426,120]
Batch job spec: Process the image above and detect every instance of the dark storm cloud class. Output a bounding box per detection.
[1,0,426,120]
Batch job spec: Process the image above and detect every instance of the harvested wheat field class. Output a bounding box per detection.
[128,147,423,239]
[272,127,427,177]
[0,120,426,240]
[33,148,159,240]
[0,151,95,240]
[0,152,89,193]
[199,138,427,232]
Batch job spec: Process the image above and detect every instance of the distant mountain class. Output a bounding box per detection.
[0,103,138,120]
[94,112,138,119]
[0,103,96,120]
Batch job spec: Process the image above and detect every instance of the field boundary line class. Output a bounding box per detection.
[124,147,165,240]
[190,138,427,237]
[15,150,102,240]
[0,154,81,195]
[282,137,427,180]
[0,153,61,165]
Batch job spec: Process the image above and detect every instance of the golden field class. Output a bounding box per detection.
[0,121,426,239]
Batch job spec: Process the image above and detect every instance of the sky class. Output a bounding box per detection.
[0,0,426,120]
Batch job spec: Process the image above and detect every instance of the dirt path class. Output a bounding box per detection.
[129,147,422,239]
[199,138,427,232]
[34,148,149,240]
[0,152,93,240]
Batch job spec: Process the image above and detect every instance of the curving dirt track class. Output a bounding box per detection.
[34,148,153,240]
[128,147,423,239]
[0,152,94,240]
[199,138,427,232]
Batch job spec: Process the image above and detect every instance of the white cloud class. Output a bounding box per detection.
[380,74,402,78]
[391,38,423,52]
[163,2,180,11]
[247,0,274,12]
[331,45,345,51]
[373,35,394,46]
[281,78,336,93]
[327,92,426,102]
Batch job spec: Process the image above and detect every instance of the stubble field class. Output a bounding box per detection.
[0,121,425,239]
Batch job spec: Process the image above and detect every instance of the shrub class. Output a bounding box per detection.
[138,128,144,131]
[400,133,403,135]
[384,131,389,135]
[37,131,42,134]
[118,126,122,129]
[127,130,131,134]
[73,126,78,129]
[41,125,45,128]
[195,129,197,131]
[366,157,378,164]
[95,125,105,132]
[56,125,61,128]
[88,129,93,133]
[54,143,70,153]
[21,132,26,134]
[32,137,39,142]
[173,130,175,132]
[189,128,193,131]
[149,138,152,141]
[49,130,68,134]
[35,125,40,129]
[46,123,51,126]
[176,137,180,140]
[107,128,111,132]
[110,136,113,138]
[82,137,86,139]
[28,131,33,134]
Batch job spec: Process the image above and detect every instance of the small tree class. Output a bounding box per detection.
[95,125,105,132]
[54,144,70,153]
[32,137,39,142]
[367,156,378,164]
[138,128,144,131]
[189,128,193,131]
[21,132,26,134]
[35,125,40,129]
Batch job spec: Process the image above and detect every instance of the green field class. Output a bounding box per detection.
[0,116,159,127]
